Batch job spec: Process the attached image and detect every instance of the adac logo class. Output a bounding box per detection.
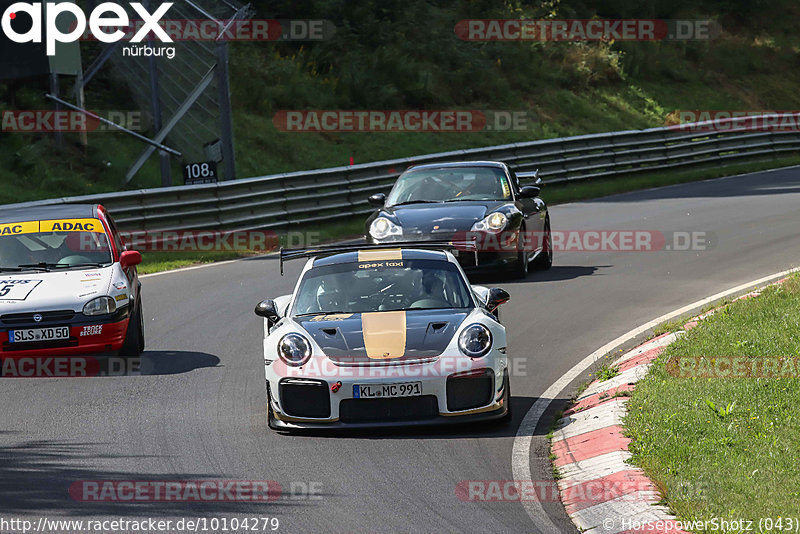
[1,2,173,56]
[50,221,94,231]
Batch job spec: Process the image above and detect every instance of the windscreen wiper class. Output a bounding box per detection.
[0,266,24,272]
[295,311,351,317]
[50,262,109,269]
[390,200,443,206]
[18,262,108,270]
[13,263,52,272]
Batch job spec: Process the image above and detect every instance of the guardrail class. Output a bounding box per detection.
[5,115,800,232]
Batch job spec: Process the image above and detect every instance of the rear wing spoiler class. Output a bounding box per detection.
[279,240,478,275]
[515,169,542,184]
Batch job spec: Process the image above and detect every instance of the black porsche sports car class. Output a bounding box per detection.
[365,161,552,278]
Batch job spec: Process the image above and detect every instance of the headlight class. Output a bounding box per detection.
[83,296,117,316]
[471,212,507,232]
[369,217,402,240]
[278,333,312,366]
[458,323,492,358]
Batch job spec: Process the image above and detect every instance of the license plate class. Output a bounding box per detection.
[9,327,70,343]
[353,382,422,399]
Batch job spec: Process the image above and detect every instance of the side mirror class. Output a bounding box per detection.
[519,186,541,198]
[255,299,281,325]
[119,250,142,269]
[486,288,510,310]
[368,193,386,207]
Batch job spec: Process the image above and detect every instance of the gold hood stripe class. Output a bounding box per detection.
[357,249,403,262]
[362,311,406,360]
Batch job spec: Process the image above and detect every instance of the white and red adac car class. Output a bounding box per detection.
[0,204,144,362]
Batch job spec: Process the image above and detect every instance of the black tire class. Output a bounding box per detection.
[509,226,528,279]
[498,372,512,424]
[532,218,553,270]
[266,384,279,430]
[120,297,144,356]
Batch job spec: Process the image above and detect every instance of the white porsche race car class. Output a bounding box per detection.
[0,204,145,361]
[255,242,512,430]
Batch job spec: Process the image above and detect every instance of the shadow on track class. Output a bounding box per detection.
[0,434,326,516]
[0,351,220,379]
[137,350,220,376]
[468,265,608,285]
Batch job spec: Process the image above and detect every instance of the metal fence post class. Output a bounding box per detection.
[146,0,171,186]
[215,41,237,181]
[49,73,63,150]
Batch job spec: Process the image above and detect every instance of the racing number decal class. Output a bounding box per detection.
[0,280,43,300]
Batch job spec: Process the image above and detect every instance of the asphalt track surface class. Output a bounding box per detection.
[2,167,800,533]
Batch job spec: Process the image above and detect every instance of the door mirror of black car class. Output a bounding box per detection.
[519,186,541,198]
[368,193,386,207]
[255,299,281,325]
[486,288,510,310]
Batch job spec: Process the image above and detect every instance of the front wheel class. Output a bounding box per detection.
[266,384,279,430]
[532,218,553,270]
[496,372,512,424]
[509,226,529,279]
[119,297,144,356]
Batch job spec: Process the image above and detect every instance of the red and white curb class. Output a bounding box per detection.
[549,277,792,534]
[550,333,683,534]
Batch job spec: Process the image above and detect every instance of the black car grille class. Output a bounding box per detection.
[279,379,331,419]
[0,310,76,326]
[446,368,494,412]
[339,395,438,423]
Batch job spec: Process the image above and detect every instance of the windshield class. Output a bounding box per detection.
[386,167,512,205]
[292,259,473,315]
[0,223,113,271]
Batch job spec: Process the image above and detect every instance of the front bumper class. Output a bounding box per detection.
[270,402,508,430]
[266,356,508,429]
[0,316,129,358]
[455,250,518,273]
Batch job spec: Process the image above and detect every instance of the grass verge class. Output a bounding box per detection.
[625,274,800,521]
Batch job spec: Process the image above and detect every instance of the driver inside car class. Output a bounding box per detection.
[316,275,346,312]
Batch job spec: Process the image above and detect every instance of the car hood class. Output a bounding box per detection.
[0,268,113,313]
[383,201,508,234]
[295,309,469,364]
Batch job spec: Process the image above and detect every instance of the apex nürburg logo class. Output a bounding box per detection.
[1,2,173,55]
